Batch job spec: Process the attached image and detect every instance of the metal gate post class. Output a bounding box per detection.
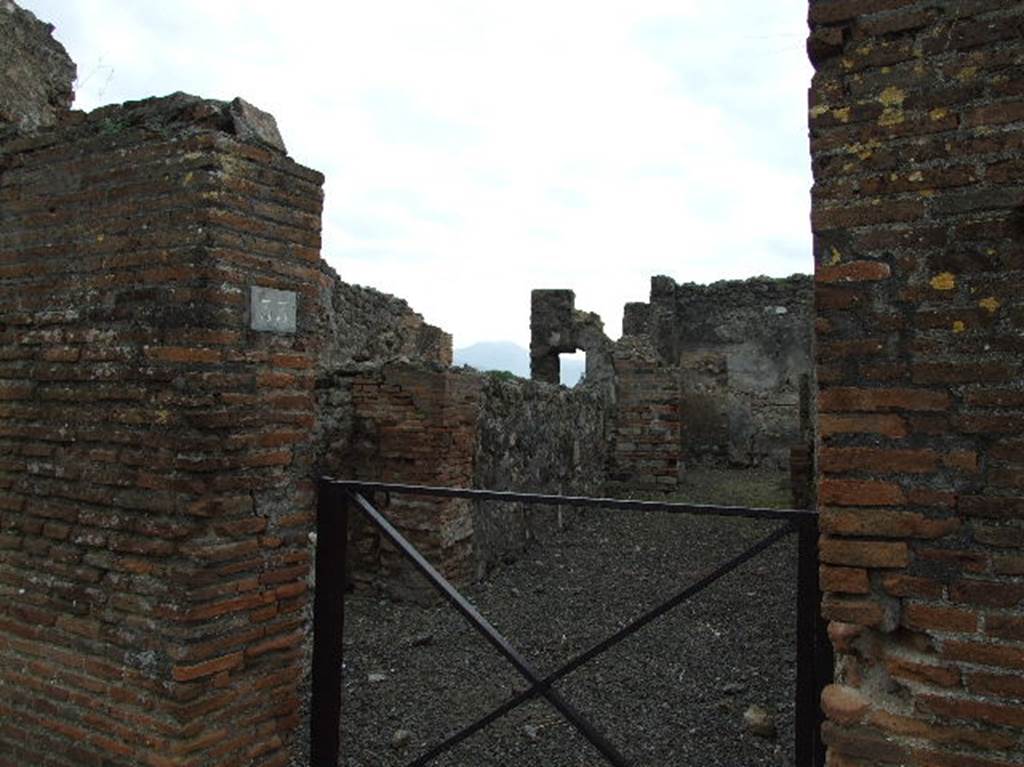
[311,480,349,767]
[795,517,825,767]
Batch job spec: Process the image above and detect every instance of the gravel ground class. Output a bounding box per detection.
[333,469,799,767]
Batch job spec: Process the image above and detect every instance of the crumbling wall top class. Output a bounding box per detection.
[1,91,292,155]
[0,0,76,131]
[529,289,612,385]
[318,261,452,370]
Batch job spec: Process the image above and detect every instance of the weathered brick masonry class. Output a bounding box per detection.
[323,362,612,599]
[809,1,1024,764]
[624,274,814,469]
[529,289,680,493]
[340,365,481,598]
[0,95,324,766]
[605,338,682,494]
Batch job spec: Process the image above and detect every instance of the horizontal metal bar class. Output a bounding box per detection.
[409,519,798,762]
[323,479,818,521]
[350,491,633,767]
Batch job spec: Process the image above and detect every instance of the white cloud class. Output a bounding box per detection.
[23,0,813,347]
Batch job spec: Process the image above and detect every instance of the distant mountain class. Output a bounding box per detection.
[454,341,584,387]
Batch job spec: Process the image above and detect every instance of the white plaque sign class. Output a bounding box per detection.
[250,286,297,333]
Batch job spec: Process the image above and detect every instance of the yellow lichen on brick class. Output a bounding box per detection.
[879,109,904,127]
[979,297,1001,313]
[878,87,906,127]
[930,272,956,291]
[846,141,880,161]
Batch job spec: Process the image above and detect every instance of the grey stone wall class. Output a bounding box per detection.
[627,274,813,468]
[0,1,75,131]
[529,289,613,386]
[318,262,451,370]
[472,373,610,575]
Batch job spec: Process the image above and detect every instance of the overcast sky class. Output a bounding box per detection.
[23,0,814,348]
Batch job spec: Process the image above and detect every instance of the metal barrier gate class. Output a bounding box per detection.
[311,480,830,766]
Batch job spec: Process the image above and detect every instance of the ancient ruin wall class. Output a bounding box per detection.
[605,337,682,494]
[0,94,325,766]
[318,262,452,371]
[529,289,677,495]
[324,363,613,596]
[473,373,610,573]
[625,274,813,468]
[0,1,75,131]
[810,2,1024,765]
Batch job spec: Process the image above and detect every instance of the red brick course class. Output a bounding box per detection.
[605,343,681,493]
[810,1,1024,762]
[0,95,324,766]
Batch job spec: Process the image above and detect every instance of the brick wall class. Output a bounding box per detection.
[336,364,481,598]
[624,274,814,468]
[606,338,681,494]
[810,2,1024,764]
[0,94,324,767]
[333,363,615,593]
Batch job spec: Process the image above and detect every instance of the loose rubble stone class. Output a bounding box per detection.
[228,96,287,153]
[743,705,777,739]
[0,0,76,130]
[390,729,412,749]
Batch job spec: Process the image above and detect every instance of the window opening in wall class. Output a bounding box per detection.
[560,351,585,387]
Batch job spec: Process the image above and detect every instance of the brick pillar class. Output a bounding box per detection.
[606,340,681,494]
[0,95,323,766]
[345,364,482,599]
[810,2,1024,764]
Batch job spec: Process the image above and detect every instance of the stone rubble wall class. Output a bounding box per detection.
[809,1,1024,765]
[472,373,610,574]
[318,262,452,371]
[625,274,814,469]
[0,0,75,131]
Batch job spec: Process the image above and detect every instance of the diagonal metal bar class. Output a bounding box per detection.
[406,519,798,766]
[349,491,633,767]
